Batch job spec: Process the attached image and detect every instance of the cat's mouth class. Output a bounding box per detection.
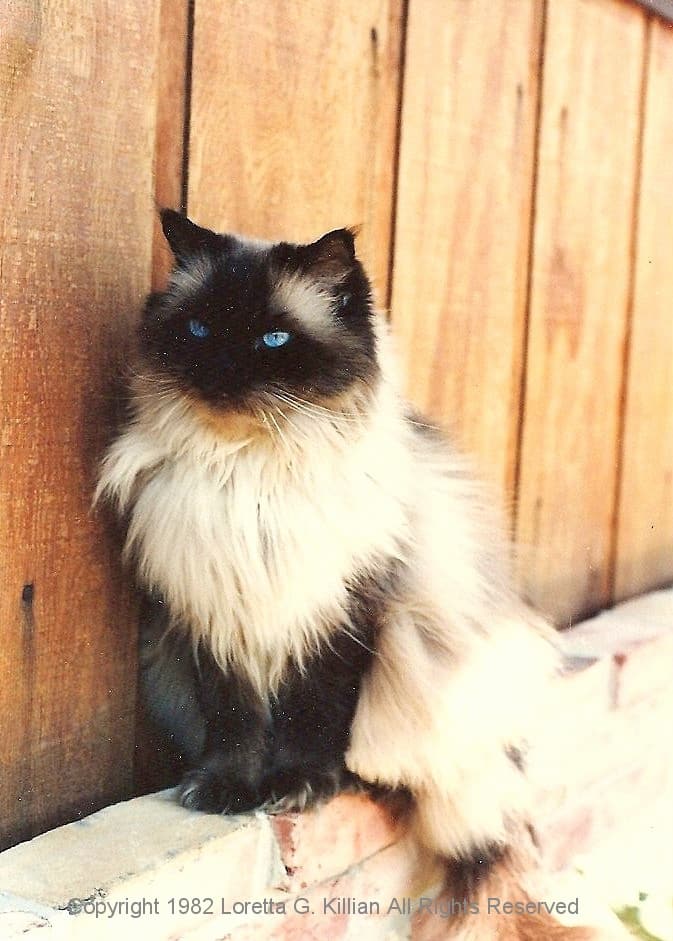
[184,394,274,441]
[132,363,377,446]
[178,380,377,444]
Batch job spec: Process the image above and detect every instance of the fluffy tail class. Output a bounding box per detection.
[345,598,621,939]
[413,846,597,940]
[407,800,618,941]
[409,838,609,941]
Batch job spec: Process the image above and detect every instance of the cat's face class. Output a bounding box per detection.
[140,211,379,412]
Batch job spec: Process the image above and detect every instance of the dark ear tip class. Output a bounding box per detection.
[297,227,361,276]
[318,227,358,260]
[159,209,216,262]
[340,228,356,258]
[159,207,183,236]
[331,227,357,258]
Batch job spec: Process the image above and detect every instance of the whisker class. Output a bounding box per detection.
[275,407,309,442]
[267,409,294,457]
[279,390,361,422]
[269,389,362,427]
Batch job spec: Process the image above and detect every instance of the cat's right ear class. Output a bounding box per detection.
[160,209,221,264]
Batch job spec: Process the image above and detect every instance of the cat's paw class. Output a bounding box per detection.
[263,767,354,814]
[178,768,260,815]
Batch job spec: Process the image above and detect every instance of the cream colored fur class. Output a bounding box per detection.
[96,316,559,864]
[271,271,341,340]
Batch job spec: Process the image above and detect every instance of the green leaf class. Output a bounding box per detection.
[615,905,664,941]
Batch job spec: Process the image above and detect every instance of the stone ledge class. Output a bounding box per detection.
[533,588,673,869]
[0,791,407,941]
[0,789,278,909]
[1,588,671,940]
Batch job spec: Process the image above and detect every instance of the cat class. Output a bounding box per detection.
[96,209,597,939]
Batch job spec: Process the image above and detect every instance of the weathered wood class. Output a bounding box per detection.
[1,0,671,853]
[390,0,544,500]
[187,0,405,305]
[614,18,673,600]
[515,0,647,624]
[152,0,191,289]
[134,0,193,797]
[0,0,159,848]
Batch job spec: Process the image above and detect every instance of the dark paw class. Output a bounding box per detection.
[178,767,260,815]
[263,767,358,814]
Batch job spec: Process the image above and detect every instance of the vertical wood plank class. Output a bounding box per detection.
[0,0,159,848]
[515,0,646,624]
[135,0,192,796]
[614,18,673,600]
[390,0,544,499]
[187,0,405,305]
[152,0,190,289]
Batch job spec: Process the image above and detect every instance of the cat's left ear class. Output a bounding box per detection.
[160,209,222,264]
[298,228,357,279]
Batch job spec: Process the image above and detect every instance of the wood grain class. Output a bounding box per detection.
[614,18,673,600]
[0,0,158,848]
[152,0,190,289]
[515,0,647,624]
[390,0,544,500]
[187,0,405,306]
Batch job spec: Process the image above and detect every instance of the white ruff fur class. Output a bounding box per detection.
[96,318,560,859]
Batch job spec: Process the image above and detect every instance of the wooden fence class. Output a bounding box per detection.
[1,0,672,849]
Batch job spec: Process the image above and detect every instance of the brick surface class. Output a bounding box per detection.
[559,587,673,709]
[616,630,673,706]
[560,587,673,660]
[270,793,406,892]
[532,600,673,869]
[537,692,673,870]
[528,656,614,822]
[180,838,436,941]
[518,589,673,871]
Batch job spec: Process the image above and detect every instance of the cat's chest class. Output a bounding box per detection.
[129,443,406,643]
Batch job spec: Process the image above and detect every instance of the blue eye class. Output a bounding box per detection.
[261,330,291,349]
[188,318,210,339]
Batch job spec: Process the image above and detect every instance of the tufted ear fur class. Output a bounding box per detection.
[297,228,357,280]
[160,209,223,265]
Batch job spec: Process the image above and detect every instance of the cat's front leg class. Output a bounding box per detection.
[263,766,364,814]
[178,652,269,815]
[262,623,376,814]
[179,749,266,814]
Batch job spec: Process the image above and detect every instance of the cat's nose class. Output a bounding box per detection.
[219,352,234,370]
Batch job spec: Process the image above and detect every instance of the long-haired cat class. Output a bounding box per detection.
[96,210,598,940]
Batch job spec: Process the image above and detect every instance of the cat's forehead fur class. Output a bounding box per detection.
[166,235,340,339]
[270,270,341,339]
